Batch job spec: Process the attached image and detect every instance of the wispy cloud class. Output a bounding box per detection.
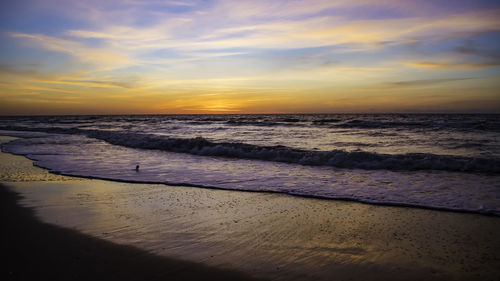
[63,9,500,52]
[9,32,130,67]
[383,77,476,87]
[404,61,500,70]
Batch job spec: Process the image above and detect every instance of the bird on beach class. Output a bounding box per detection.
[136,165,140,171]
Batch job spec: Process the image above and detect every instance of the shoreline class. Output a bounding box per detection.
[1,138,496,217]
[1,136,500,280]
[28,167,500,217]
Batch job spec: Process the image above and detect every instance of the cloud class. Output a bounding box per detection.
[404,61,500,70]
[60,4,500,54]
[48,79,132,88]
[384,77,475,87]
[9,32,130,68]
[454,43,500,60]
[8,1,499,82]
[0,63,136,95]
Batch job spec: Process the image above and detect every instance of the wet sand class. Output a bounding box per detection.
[1,136,500,281]
[0,184,265,281]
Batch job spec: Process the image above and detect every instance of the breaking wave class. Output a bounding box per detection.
[85,131,500,173]
[1,126,498,173]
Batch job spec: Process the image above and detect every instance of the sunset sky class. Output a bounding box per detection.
[1,0,499,114]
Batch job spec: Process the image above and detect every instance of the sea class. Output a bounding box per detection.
[1,114,499,215]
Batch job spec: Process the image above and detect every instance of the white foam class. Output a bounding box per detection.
[2,133,499,215]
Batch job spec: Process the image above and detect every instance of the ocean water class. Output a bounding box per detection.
[1,114,499,214]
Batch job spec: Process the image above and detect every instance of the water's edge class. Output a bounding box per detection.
[1,136,497,217]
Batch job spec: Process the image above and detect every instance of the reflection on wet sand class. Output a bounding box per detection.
[1,137,499,281]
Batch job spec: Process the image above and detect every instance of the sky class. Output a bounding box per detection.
[0,0,499,114]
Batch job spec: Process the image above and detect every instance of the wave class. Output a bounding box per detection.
[91,132,499,173]
[330,119,500,131]
[1,127,498,173]
[2,129,499,215]
[222,117,500,131]
[2,114,499,132]
[312,118,342,124]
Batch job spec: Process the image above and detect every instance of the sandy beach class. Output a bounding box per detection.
[3,0,500,279]
[1,136,500,281]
